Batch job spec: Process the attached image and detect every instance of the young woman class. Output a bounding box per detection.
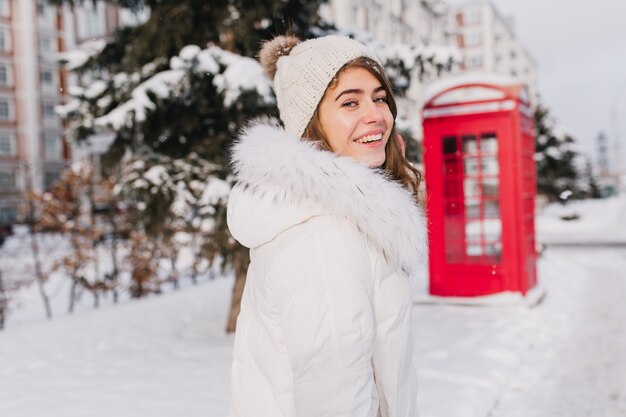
[227,35,426,417]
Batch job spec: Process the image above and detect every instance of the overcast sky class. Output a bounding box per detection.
[447,0,626,168]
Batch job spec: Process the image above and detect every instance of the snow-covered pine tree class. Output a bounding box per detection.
[582,159,602,199]
[534,105,591,203]
[53,0,457,332]
[53,0,331,332]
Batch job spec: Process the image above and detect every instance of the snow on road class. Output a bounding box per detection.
[2,245,624,417]
[0,278,234,417]
[1,196,625,417]
[412,244,626,417]
[489,247,626,417]
[537,195,626,244]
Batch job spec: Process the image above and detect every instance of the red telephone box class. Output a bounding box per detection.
[422,78,537,296]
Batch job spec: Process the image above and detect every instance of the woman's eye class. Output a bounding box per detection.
[342,100,358,107]
[374,96,388,103]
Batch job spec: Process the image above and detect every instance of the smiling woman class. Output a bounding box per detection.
[226,35,427,417]
[303,56,422,198]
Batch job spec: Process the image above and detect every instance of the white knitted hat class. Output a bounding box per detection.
[259,35,380,138]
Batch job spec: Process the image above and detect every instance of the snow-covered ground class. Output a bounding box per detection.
[537,194,626,244]
[1,196,625,417]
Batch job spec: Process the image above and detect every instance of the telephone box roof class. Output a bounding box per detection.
[424,73,527,107]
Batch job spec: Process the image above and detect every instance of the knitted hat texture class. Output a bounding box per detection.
[260,35,380,137]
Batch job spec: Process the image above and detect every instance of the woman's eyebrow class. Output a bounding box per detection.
[335,88,362,101]
[334,85,385,101]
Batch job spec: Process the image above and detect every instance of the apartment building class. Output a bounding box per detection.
[0,0,143,225]
[0,0,64,225]
[450,0,539,104]
[0,0,14,225]
[320,0,454,140]
[321,0,450,46]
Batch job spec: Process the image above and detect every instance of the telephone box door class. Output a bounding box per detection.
[429,115,515,295]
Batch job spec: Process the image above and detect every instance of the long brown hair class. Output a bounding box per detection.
[302,57,422,202]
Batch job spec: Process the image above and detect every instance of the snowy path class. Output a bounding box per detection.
[1,242,625,416]
[0,279,234,417]
[1,167,625,417]
[489,247,626,417]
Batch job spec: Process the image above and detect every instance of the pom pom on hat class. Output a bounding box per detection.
[259,35,381,138]
[259,35,300,80]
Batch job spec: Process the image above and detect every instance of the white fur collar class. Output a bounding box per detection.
[229,121,427,276]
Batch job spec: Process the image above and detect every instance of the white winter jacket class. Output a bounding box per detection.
[226,122,427,417]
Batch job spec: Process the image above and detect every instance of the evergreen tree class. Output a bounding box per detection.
[53,0,457,332]
[582,159,602,199]
[53,0,331,332]
[534,105,590,202]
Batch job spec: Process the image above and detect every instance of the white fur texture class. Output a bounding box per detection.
[230,122,427,276]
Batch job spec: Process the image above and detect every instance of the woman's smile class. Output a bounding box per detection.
[353,130,384,144]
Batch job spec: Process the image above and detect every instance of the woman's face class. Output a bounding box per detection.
[318,66,393,168]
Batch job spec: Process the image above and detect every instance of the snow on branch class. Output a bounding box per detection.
[116,150,231,234]
[95,69,186,130]
[57,44,274,141]
[207,46,274,107]
[57,39,107,71]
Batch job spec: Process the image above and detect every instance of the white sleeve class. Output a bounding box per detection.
[268,228,377,417]
[371,271,417,417]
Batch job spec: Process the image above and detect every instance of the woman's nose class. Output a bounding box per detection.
[362,100,385,124]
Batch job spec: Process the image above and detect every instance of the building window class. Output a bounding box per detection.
[0,133,13,155]
[44,170,60,189]
[0,0,10,18]
[36,0,46,15]
[0,98,11,120]
[464,31,482,47]
[0,205,17,224]
[466,53,482,68]
[44,132,60,160]
[39,36,52,52]
[37,0,57,27]
[0,63,7,86]
[0,27,10,52]
[463,7,481,25]
[76,3,106,39]
[39,35,56,54]
[42,101,56,118]
[0,169,16,189]
[40,68,54,85]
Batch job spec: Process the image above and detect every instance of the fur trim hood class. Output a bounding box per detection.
[227,121,427,276]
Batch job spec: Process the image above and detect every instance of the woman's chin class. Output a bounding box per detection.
[364,155,386,168]
[337,147,386,168]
